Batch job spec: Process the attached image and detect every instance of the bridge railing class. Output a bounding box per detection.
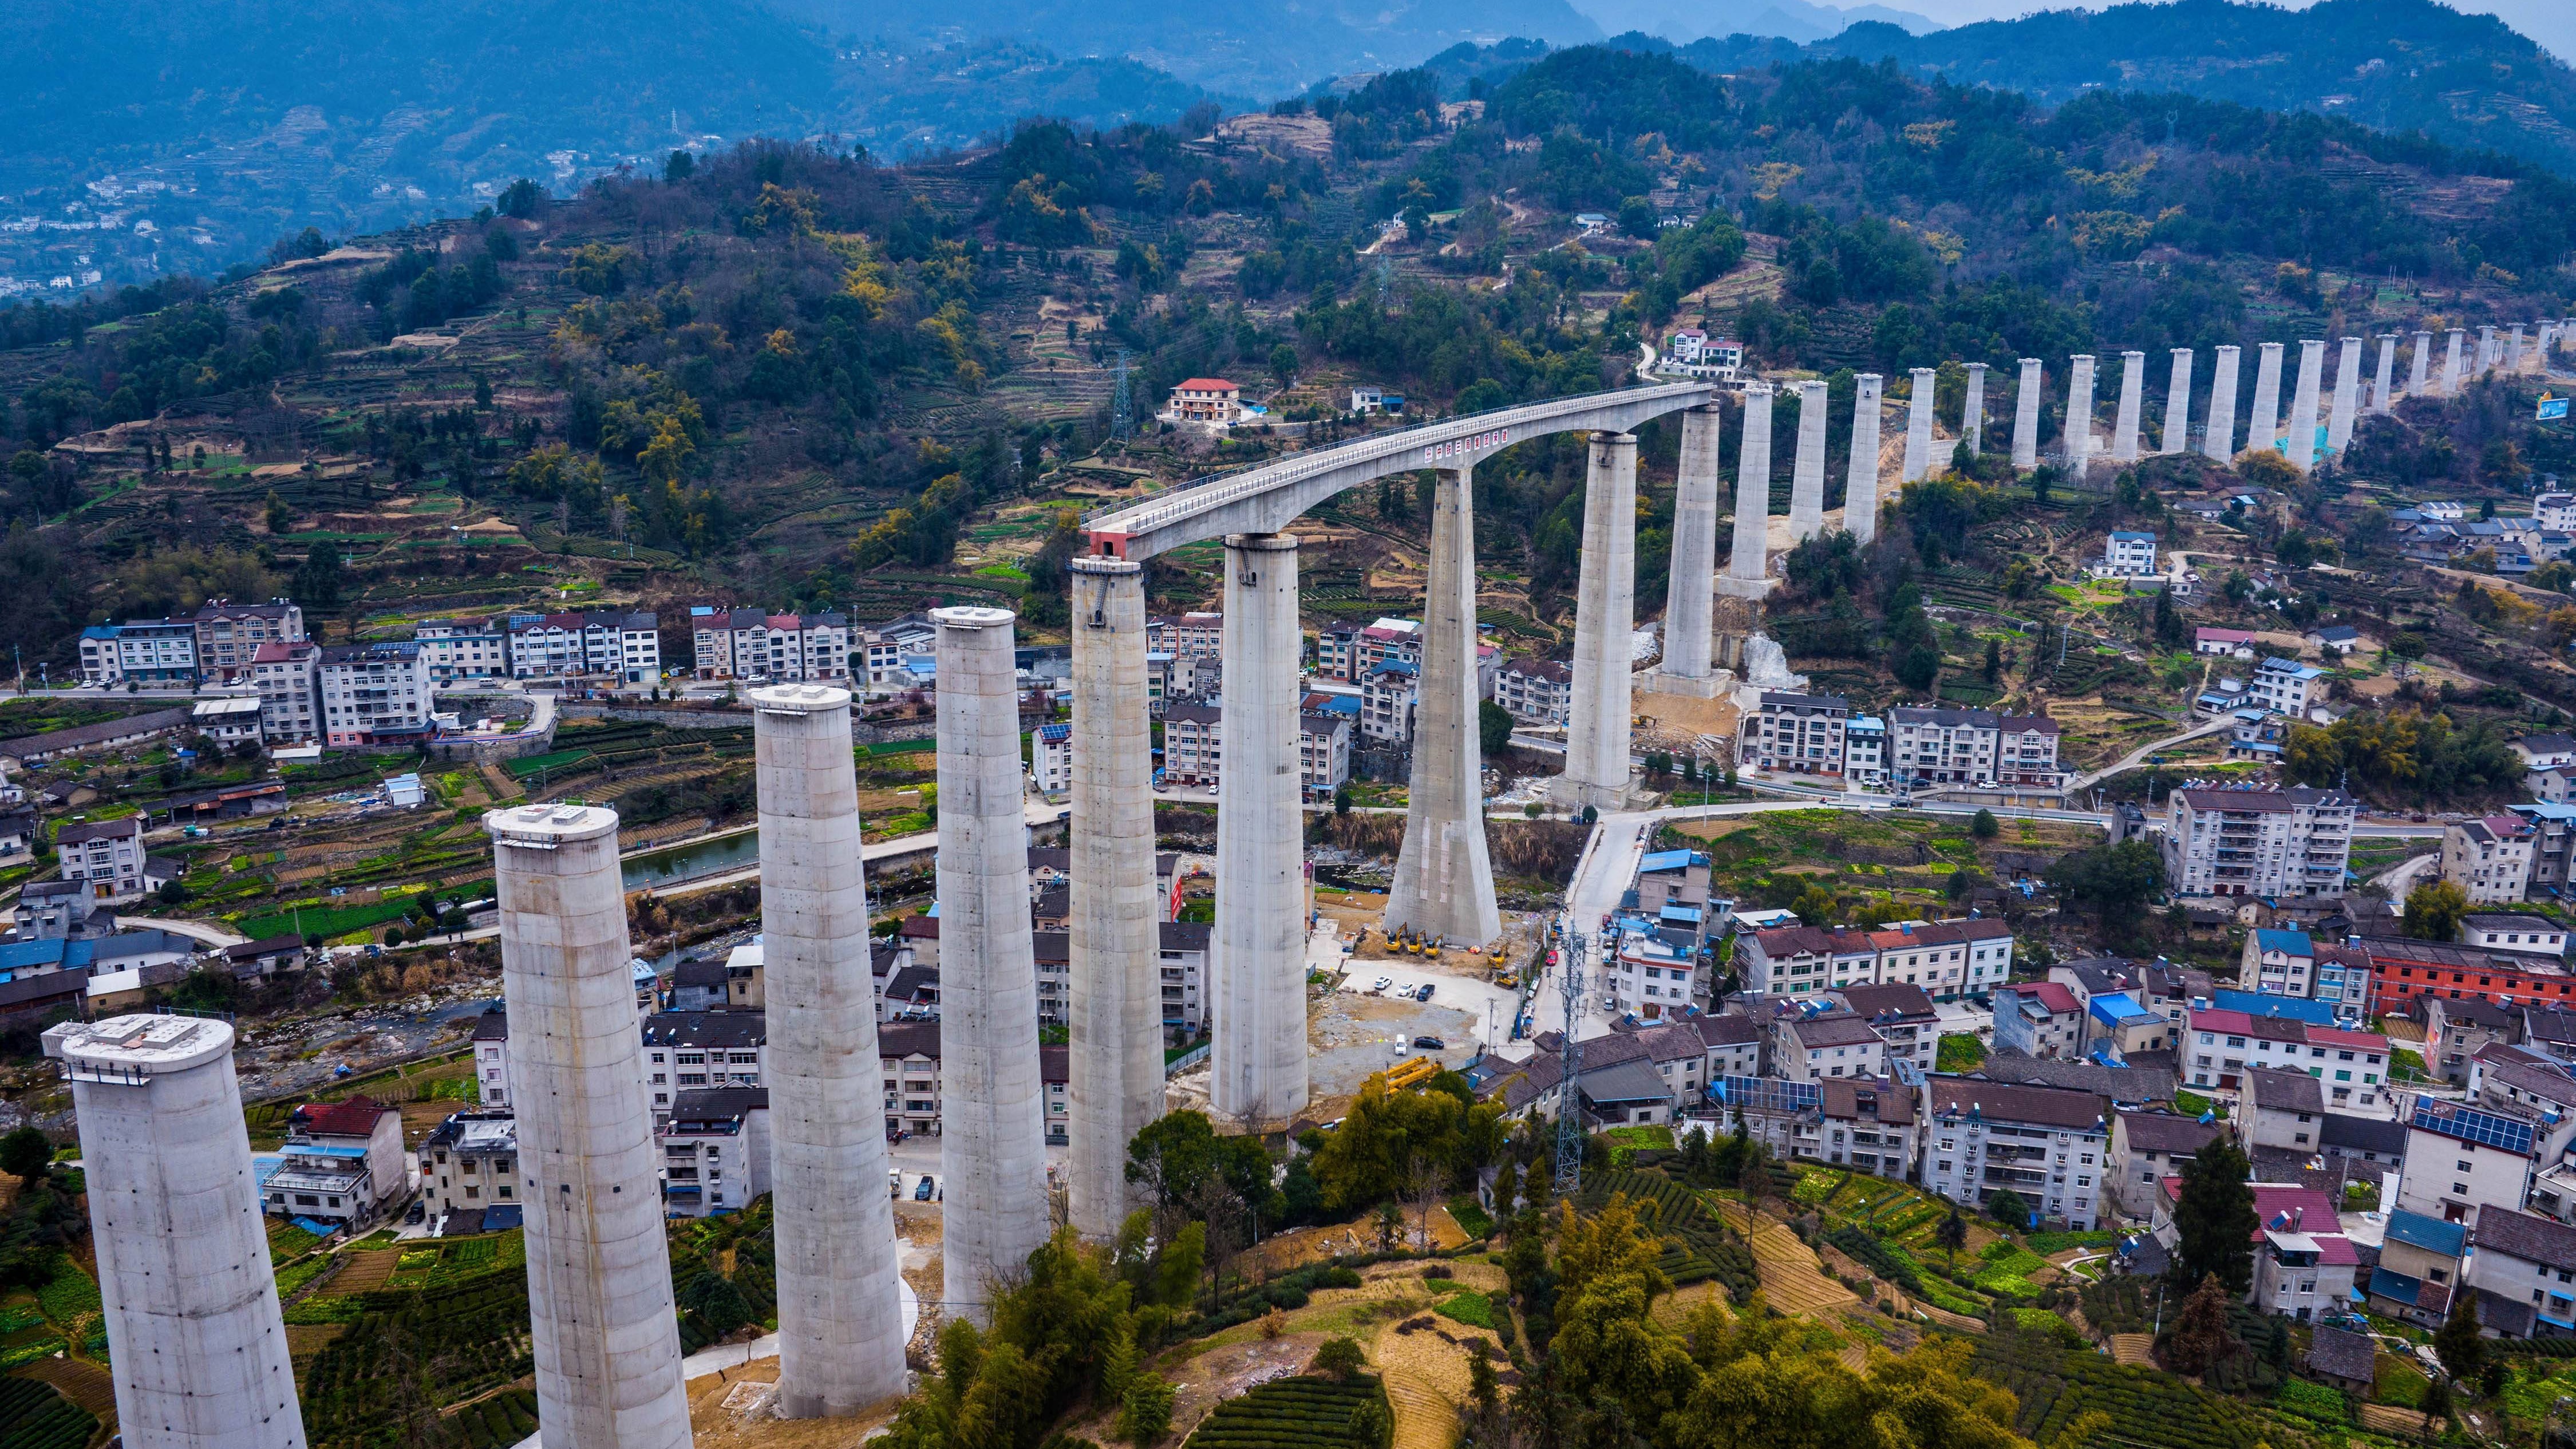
[1081,380,1713,539]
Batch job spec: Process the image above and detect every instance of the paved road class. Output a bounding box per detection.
[2371,847,2442,899]
[2064,714,2237,793]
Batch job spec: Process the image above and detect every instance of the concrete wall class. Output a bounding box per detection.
[485,803,691,1449]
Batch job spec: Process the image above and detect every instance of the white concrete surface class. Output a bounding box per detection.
[46,1014,304,1449]
[2329,336,2363,452]
[933,607,1050,1321]
[1847,373,1883,544]
[2372,335,2397,414]
[749,684,908,1416]
[2012,358,2042,471]
[2249,341,2284,455]
[2441,329,2464,396]
[1788,380,1826,536]
[1560,434,1638,811]
[1211,536,1311,1131]
[1387,467,1503,950]
[2411,331,2433,398]
[1726,391,1771,583]
[1962,362,1986,456]
[2162,349,2192,456]
[2286,338,2325,472]
[1902,368,1935,483]
[1661,406,1721,682]
[1068,557,1163,1241]
[2206,345,2241,462]
[2111,351,2144,463]
[485,803,692,1449]
[2065,354,2097,474]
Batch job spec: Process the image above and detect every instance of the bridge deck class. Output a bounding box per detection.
[1081,381,1720,559]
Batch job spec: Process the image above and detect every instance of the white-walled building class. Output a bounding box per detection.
[1495,657,1573,727]
[659,1087,771,1218]
[2104,531,2158,577]
[2250,657,2329,718]
[2445,815,2539,903]
[191,599,306,682]
[1033,722,1072,795]
[317,641,433,747]
[505,610,661,682]
[2163,786,2356,899]
[416,1110,519,1227]
[1738,692,1849,778]
[1919,1078,2111,1229]
[249,640,322,744]
[56,816,148,903]
[412,618,510,682]
[690,606,851,682]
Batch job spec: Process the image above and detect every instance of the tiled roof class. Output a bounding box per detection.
[1926,1077,2107,1130]
[294,1095,394,1138]
[2477,1209,2576,1273]
[2117,1110,2221,1154]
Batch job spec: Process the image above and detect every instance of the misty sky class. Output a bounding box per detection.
[1885,0,2572,58]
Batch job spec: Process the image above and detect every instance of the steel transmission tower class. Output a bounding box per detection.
[1552,929,1588,1197]
[1110,349,1133,440]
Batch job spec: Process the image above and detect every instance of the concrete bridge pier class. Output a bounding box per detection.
[1722,390,1775,596]
[1211,534,1309,1131]
[1962,362,1986,457]
[1653,404,1724,691]
[1788,381,1827,540]
[1387,467,1502,950]
[2248,342,2284,456]
[1847,374,1883,542]
[751,684,907,1416]
[1558,434,1638,814]
[2328,337,2362,455]
[2441,329,2464,395]
[934,606,1049,1320]
[2204,346,2239,461]
[2373,336,2398,414]
[2162,349,2192,455]
[1902,367,1936,482]
[2065,354,2097,475]
[2011,358,2041,471]
[1067,556,1160,1241]
[2111,351,2144,463]
[2410,332,2432,397]
[2286,339,2325,472]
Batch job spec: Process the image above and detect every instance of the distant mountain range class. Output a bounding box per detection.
[1571,0,1937,46]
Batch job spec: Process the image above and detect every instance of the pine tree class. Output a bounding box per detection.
[2170,1139,2259,1292]
[2435,1286,2486,1381]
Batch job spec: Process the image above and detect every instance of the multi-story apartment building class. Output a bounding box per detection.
[2445,814,2539,903]
[2162,786,2356,899]
[505,610,661,682]
[1361,661,1419,744]
[1996,715,2064,787]
[1299,710,1351,797]
[2104,530,2158,578]
[1992,980,2085,1058]
[2514,804,2576,895]
[317,641,433,747]
[416,1110,519,1226]
[2464,1209,2576,1337]
[412,618,509,682]
[104,618,200,684]
[1919,1079,2111,1229]
[57,817,148,903]
[189,599,305,682]
[2107,1110,2221,1218]
[1163,703,1222,788]
[1033,722,1072,795]
[2235,927,2368,1021]
[1494,658,1573,727]
[1844,716,1886,786]
[1888,706,2000,789]
[659,1087,771,1218]
[1772,1010,1889,1083]
[2182,1005,2392,1113]
[2399,1099,2538,1229]
[74,626,122,685]
[1737,691,1848,777]
[2250,656,2329,718]
[1734,918,2015,1002]
[471,1005,767,1121]
[855,613,937,686]
[690,606,851,682]
[249,640,321,744]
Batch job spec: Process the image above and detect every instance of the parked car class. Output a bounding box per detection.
[1372,976,1393,993]
[1412,1036,1445,1050]
[914,1175,937,1201]
[1416,983,1435,1001]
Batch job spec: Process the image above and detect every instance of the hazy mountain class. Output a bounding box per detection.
[1571,0,1938,46]
[1795,0,2576,175]
[784,0,1608,96]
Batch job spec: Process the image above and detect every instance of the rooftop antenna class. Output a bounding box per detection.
[1111,349,1134,441]
[1553,929,1589,1198]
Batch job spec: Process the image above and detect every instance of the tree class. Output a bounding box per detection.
[2169,1138,2258,1292]
[2405,879,2469,942]
[1982,636,2002,682]
[1334,785,1352,816]
[1970,808,2000,840]
[2435,1286,2486,1381]
[1986,1187,2029,1227]
[2158,1273,2244,1376]
[1312,1337,1367,1380]
[2048,839,2166,941]
[295,540,347,613]
[1934,1203,1968,1267]
[1117,1372,1176,1445]
[0,1127,50,1186]
[664,150,696,183]
[1268,344,1299,387]
[1480,700,1514,759]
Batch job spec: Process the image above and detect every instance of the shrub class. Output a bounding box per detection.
[1435,1291,1498,1330]
[2275,1379,2346,1423]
